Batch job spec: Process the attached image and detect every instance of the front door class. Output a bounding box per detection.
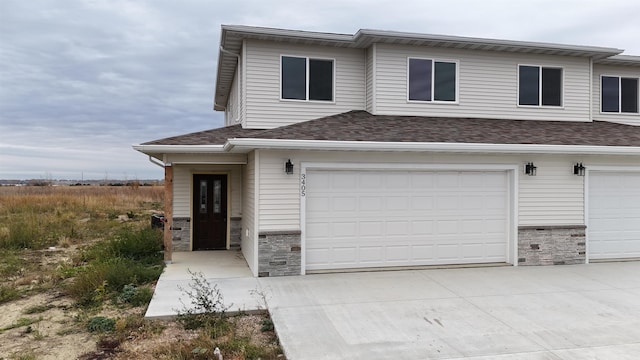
[193,174,227,250]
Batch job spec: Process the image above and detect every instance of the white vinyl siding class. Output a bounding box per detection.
[170,164,243,218]
[592,64,640,126]
[225,68,240,126]
[518,157,584,226]
[373,43,591,121]
[242,151,257,274]
[244,39,365,129]
[365,46,374,113]
[256,150,601,232]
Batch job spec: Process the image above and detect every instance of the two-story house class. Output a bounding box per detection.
[134,25,640,277]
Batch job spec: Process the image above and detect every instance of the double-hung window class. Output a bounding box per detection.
[601,76,639,113]
[518,65,563,107]
[281,56,334,101]
[408,58,457,102]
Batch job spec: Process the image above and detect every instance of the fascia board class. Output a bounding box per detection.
[132,144,226,154]
[225,138,640,155]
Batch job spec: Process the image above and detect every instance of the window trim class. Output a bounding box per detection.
[406,57,459,104]
[599,74,640,115]
[517,64,564,108]
[280,55,336,103]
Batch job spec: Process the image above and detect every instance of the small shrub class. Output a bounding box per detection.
[177,271,231,333]
[261,319,274,332]
[87,316,116,333]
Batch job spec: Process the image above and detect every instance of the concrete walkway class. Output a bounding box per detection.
[147,256,640,359]
[145,251,262,319]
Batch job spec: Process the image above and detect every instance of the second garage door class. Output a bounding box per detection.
[588,171,640,260]
[305,170,510,271]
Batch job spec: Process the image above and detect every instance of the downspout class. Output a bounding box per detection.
[148,156,164,168]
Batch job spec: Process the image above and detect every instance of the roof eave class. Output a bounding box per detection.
[225,138,640,155]
[132,144,227,155]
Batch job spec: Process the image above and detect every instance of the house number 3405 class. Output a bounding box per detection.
[300,173,306,196]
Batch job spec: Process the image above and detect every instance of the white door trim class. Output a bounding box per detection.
[299,162,519,274]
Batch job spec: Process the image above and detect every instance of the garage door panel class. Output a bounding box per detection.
[589,171,640,260]
[305,170,509,270]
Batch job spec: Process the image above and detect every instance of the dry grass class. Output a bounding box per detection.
[0,185,163,249]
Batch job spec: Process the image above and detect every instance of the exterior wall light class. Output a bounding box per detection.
[573,162,585,176]
[285,159,294,175]
[525,162,537,176]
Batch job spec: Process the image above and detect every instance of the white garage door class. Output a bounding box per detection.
[305,170,509,271]
[588,171,640,260]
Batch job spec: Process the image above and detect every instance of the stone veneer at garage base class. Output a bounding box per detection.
[517,225,586,265]
[171,221,586,274]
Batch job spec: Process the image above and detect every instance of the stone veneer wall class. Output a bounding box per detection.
[171,217,191,252]
[230,217,242,249]
[258,231,301,277]
[171,216,242,252]
[518,225,586,265]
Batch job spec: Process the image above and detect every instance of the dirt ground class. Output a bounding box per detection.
[0,246,281,360]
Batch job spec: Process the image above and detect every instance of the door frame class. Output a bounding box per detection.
[190,172,231,251]
[299,162,519,275]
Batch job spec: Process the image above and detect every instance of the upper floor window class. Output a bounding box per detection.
[518,65,562,107]
[281,56,334,101]
[601,76,639,113]
[408,58,457,102]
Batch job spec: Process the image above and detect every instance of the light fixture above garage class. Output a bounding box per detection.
[573,162,586,176]
[285,159,294,175]
[525,162,537,176]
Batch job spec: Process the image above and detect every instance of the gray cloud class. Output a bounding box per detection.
[1,0,638,180]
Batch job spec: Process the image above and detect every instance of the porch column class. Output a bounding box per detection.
[163,163,173,263]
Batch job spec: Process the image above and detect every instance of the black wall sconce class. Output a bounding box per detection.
[525,162,537,176]
[573,162,585,176]
[285,159,294,175]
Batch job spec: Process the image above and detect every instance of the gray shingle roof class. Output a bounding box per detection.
[142,111,640,147]
[141,124,263,145]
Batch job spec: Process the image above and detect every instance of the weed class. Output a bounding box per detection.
[176,270,231,332]
[261,319,275,332]
[117,284,154,307]
[23,304,54,314]
[68,258,163,307]
[0,284,20,304]
[87,316,116,333]
[1,317,42,333]
[7,350,37,360]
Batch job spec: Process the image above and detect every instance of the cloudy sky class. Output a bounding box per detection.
[1,0,639,180]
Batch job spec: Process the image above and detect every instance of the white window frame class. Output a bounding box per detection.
[280,55,336,103]
[599,74,640,115]
[406,57,459,104]
[517,64,564,108]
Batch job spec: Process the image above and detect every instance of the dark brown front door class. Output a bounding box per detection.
[192,174,227,250]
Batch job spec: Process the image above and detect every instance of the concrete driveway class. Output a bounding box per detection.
[260,262,640,359]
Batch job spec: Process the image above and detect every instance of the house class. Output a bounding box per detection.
[133,25,640,277]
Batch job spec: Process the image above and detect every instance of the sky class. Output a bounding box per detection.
[1,0,639,180]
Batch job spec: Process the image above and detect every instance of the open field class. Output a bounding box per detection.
[0,186,282,360]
